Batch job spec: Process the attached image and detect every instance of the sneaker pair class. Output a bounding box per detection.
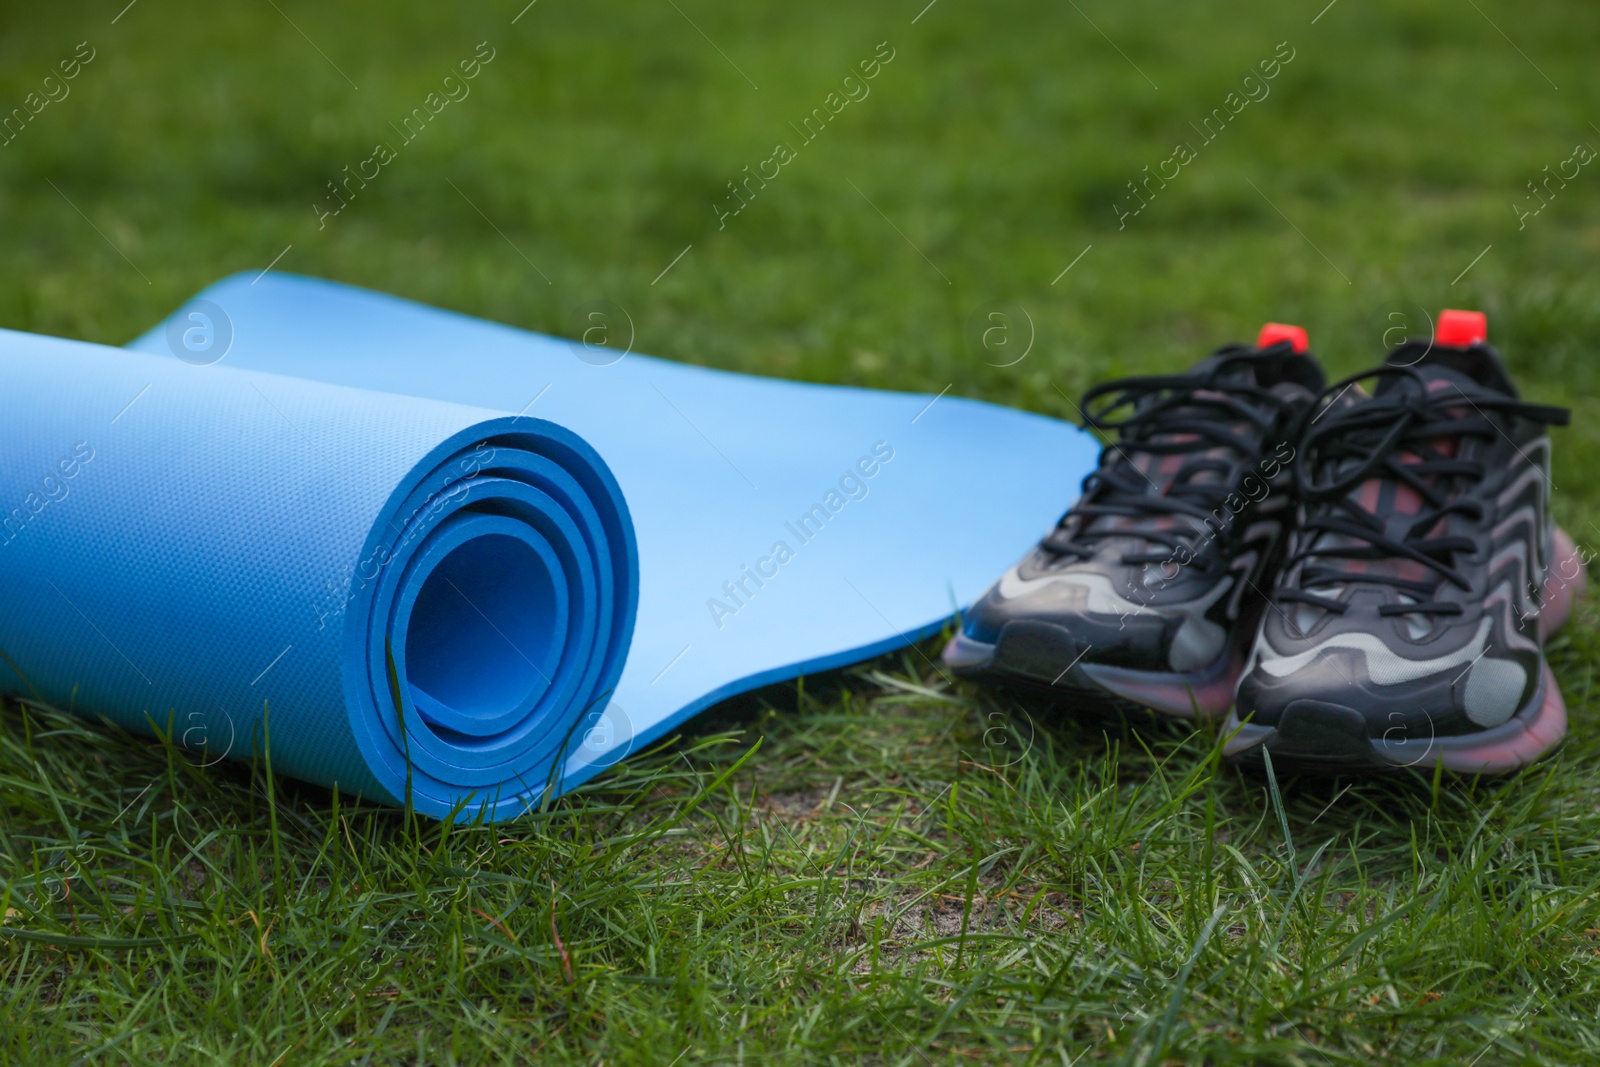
[945,311,1584,775]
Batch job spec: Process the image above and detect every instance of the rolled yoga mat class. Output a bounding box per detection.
[0,273,1098,820]
[0,332,635,821]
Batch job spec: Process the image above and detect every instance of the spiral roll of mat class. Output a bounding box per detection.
[0,331,636,821]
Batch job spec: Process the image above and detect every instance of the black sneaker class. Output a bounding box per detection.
[944,324,1325,719]
[1226,310,1584,774]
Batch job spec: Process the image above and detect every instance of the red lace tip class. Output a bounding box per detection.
[1435,309,1487,347]
[1256,323,1309,353]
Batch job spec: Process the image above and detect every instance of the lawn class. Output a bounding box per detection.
[4,0,1600,1062]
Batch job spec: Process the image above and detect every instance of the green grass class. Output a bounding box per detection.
[4,0,1600,1062]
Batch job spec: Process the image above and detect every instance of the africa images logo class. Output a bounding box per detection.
[1113,40,1296,229]
[164,299,234,366]
[706,441,895,629]
[712,42,896,230]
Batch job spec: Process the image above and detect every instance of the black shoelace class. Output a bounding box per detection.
[1042,358,1294,573]
[1279,365,1568,617]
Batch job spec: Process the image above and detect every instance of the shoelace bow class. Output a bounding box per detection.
[1042,360,1292,573]
[1280,365,1568,617]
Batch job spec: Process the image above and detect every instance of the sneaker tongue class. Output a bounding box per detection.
[1373,360,1482,400]
[1171,355,1259,396]
[1382,338,1519,397]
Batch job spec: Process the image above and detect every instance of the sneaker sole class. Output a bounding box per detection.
[942,624,1241,722]
[1223,526,1585,776]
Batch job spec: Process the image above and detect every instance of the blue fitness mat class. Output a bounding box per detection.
[0,272,1095,820]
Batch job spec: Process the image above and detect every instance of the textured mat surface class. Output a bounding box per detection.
[0,272,1094,819]
[0,329,634,819]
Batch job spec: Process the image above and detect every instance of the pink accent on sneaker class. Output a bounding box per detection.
[1429,661,1567,775]
[1540,526,1586,641]
[1078,655,1242,721]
